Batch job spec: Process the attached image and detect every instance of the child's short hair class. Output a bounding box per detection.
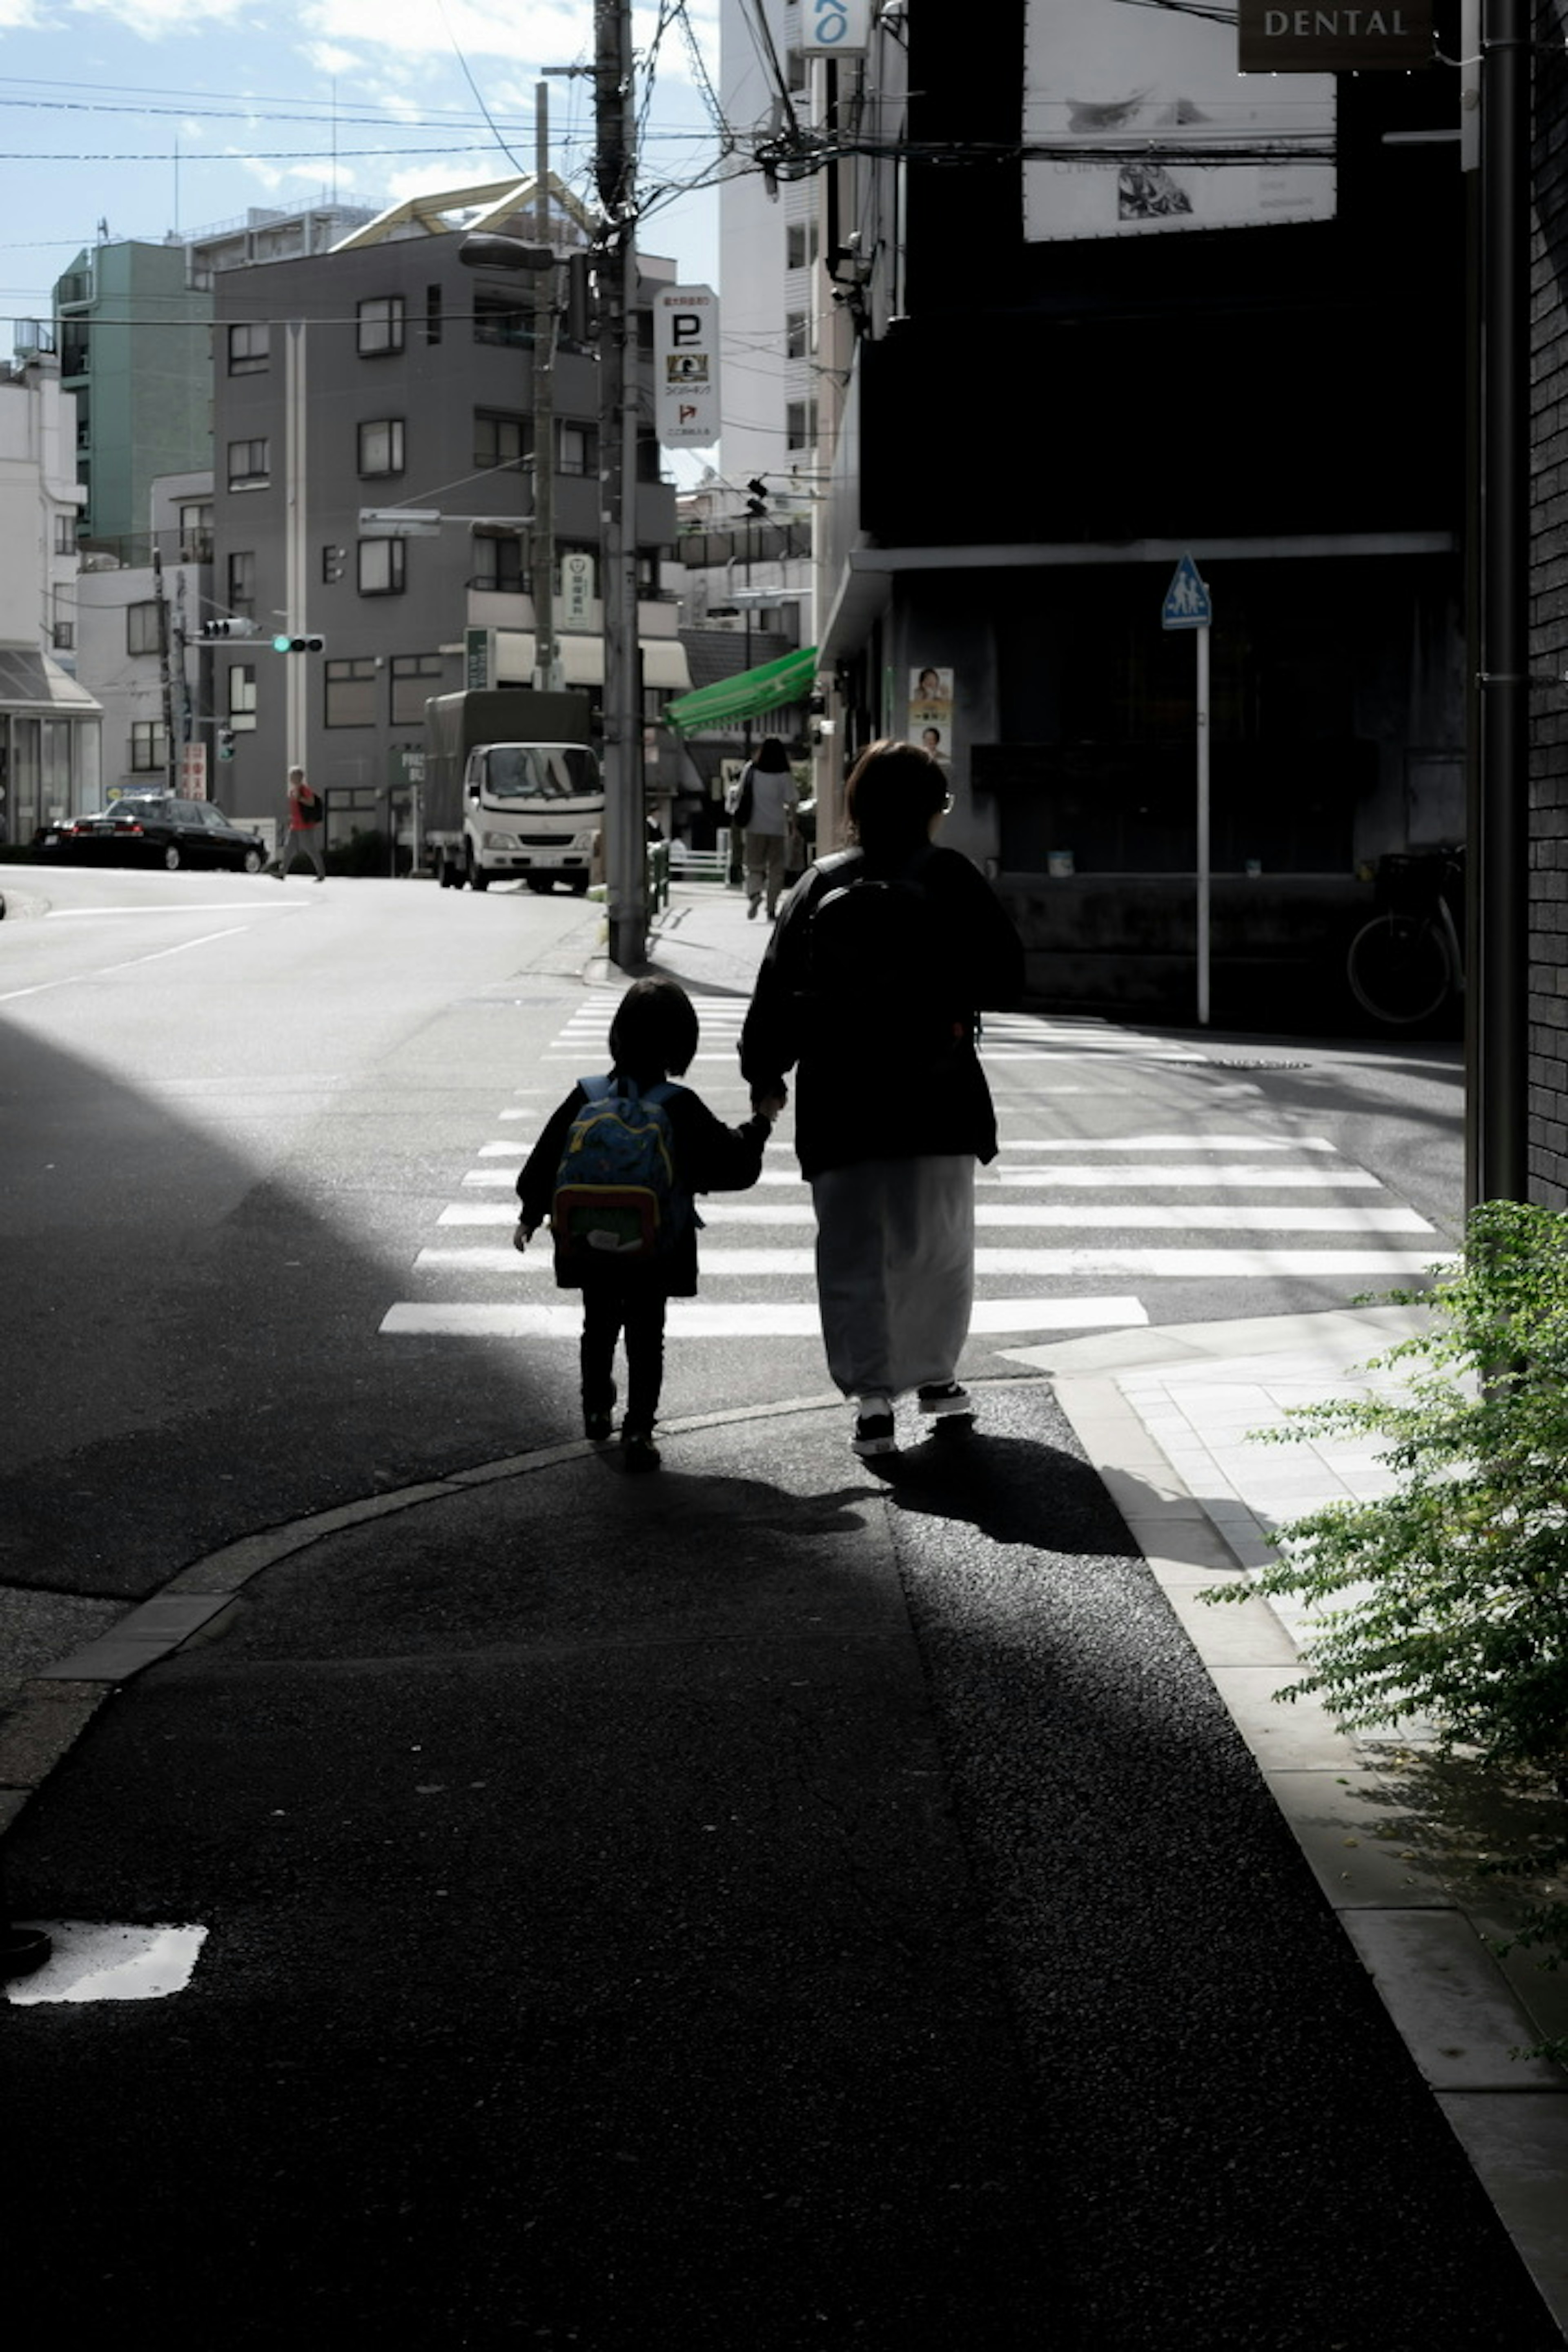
[608,976,699,1079]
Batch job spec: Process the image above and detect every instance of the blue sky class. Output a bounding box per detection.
[0,0,724,348]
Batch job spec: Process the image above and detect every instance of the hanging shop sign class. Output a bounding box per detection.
[1237,1,1434,71]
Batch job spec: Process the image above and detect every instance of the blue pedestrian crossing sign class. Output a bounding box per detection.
[1162,552,1212,630]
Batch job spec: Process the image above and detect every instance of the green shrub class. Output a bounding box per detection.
[1202,1198,1568,1784]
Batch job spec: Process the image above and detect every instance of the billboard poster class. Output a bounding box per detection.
[909,666,954,765]
[1022,0,1336,243]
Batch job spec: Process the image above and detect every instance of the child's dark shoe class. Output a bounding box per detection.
[584,1410,614,1442]
[622,1430,662,1474]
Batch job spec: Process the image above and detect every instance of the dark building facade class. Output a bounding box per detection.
[814,3,1468,1023]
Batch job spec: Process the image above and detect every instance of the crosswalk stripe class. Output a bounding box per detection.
[436,1200,1430,1234]
[413,1245,1448,1278]
[379,1296,1153,1340]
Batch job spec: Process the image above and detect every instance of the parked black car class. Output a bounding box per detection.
[38,796,267,874]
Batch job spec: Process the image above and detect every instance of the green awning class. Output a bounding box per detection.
[662,645,817,734]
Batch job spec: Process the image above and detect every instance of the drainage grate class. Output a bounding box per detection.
[1193,1057,1311,1071]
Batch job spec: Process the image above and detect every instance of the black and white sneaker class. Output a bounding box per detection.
[851,1406,898,1459]
[918,1382,973,1419]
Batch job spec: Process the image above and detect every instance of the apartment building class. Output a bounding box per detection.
[205,180,684,844]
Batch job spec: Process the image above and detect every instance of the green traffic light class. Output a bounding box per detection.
[273,633,292,652]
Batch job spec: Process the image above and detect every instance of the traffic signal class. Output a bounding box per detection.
[272,632,326,653]
[217,728,236,762]
[197,617,258,639]
[744,476,768,519]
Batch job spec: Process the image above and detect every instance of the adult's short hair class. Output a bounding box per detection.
[844,739,947,850]
[608,975,699,1080]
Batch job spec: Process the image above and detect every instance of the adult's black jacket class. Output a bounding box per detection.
[739,844,1025,1180]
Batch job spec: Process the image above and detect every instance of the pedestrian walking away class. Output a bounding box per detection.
[515,976,784,1472]
[733,736,798,922]
[274,764,326,881]
[739,737,1025,1460]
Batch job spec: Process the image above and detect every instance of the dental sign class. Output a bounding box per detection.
[1237,0,1433,69]
[802,0,873,54]
[654,285,720,448]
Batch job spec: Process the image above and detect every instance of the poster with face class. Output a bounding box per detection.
[1022,0,1336,243]
[909,667,953,763]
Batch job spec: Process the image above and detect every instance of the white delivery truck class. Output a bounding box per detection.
[423,688,602,894]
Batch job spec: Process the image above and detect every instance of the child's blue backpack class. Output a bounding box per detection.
[550,1077,685,1264]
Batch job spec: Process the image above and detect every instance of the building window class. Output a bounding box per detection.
[54,513,76,555]
[474,410,528,473]
[786,221,818,270]
[178,499,213,561]
[227,321,269,374]
[228,437,270,490]
[471,531,524,593]
[557,420,598,477]
[786,311,810,361]
[358,537,405,596]
[425,285,443,345]
[52,587,74,650]
[786,399,817,452]
[358,417,405,477]
[786,47,806,91]
[390,653,444,726]
[127,601,161,656]
[227,664,257,733]
[472,288,528,347]
[131,720,169,772]
[325,657,378,727]
[227,551,255,619]
[357,296,405,357]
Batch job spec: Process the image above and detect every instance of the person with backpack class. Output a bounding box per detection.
[514,976,785,1473]
[732,736,798,922]
[274,765,325,882]
[738,737,1025,1460]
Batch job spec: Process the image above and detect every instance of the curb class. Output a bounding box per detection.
[1051,1359,1568,2341]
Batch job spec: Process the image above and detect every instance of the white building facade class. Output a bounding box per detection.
[0,352,98,839]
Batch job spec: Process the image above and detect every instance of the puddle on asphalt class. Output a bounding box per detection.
[6,1921,207,2005]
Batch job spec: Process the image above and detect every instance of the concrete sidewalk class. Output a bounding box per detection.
[2,1322,1566,2339]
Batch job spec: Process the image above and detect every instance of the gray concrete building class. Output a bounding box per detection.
[206,180,684,857]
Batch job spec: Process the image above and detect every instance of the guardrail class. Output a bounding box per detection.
[668,849,731,884]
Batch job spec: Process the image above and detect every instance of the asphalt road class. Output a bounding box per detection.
[5,868,1541,2349]
[0,867,1464,1606]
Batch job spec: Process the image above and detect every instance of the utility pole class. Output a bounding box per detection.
[285,321,310,783]
[532,83,561,693]
[595,0,646,970]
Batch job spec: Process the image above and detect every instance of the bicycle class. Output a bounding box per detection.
[1345,846,1466,1028]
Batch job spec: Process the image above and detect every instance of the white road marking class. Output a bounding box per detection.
[414,1245,1448,1279]
[0,923,260,1001]
[380,1296,1153,1339]
[436,1200,1431,1234]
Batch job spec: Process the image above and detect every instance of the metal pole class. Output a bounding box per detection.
[596,0,645,969]
[153,544,178,791]
[532,85,560,693]
[1475,0,1530,1202]
[1196,620,1211,1027]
